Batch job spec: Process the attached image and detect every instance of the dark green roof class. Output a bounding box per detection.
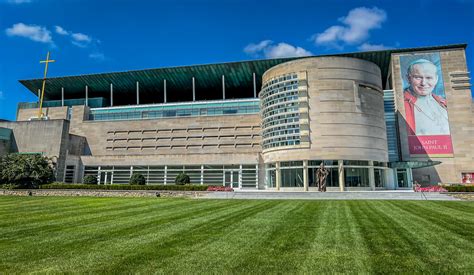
[19,44,467,103]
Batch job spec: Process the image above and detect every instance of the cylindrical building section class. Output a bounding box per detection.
[260,56,388,190]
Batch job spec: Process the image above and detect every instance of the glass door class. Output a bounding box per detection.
[397,170,408,188]
[224,170,240,189]
[100,171,112,185]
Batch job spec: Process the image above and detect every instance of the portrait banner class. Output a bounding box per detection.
[461,173,474,184]
[399,52,453,157]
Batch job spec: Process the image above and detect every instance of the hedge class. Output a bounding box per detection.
[443,185,474,192]
[39,183,210,191]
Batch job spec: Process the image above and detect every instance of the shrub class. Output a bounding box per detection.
[175,173,190,185]
[39,183,210,191]
[443,185,474,192]
[0,154,55,188]
[1,183,20,190]
[83,175,98,185]
[129,173,146,185]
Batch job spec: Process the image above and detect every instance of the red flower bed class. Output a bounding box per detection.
[207,186,234,192]
[414,184,447,192]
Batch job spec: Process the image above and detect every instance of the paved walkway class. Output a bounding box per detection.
[202,190,461,201]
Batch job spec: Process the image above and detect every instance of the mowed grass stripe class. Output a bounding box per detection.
[95,200,275,273]
[165,201,311,273]
[0,199,238,271]
[352,201,434,272]
[0,197,473,273]
[377,201,473,272]
[0,198,189,238]
[18,200,264,273]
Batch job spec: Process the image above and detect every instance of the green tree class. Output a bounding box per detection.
[83,175,98,185]
[0,154,55,188]
[129,173,146,185]
[175,173,190,185]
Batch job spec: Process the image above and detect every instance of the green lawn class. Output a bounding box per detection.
[0,197,473,273]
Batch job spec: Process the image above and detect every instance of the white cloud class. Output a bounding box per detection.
[54,25,69,35]
[54,26,94,47]
[89,52,105,61]
[312,7,387,47]
[244,40,312,59]
[244,40,273,55]
[5,23,53,44]
[71,32,92,47]
[7,0,32,4]
[358,43,392,51]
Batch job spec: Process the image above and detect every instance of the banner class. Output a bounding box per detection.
[399,52,453,157]
[462,173,474,184]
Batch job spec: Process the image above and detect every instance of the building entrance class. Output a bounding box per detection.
[224,170,240,189]
[397,170,409,188]
[100,171,112,185]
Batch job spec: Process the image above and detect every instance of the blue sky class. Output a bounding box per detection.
[0,0,473,120]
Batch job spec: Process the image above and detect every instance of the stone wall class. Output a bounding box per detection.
[261,56,388,163]
[0,120,71,181]
[17,106,68,121]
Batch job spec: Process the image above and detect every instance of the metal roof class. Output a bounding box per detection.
[19,44,467,102]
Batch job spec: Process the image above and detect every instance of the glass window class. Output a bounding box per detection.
[281,168,304,187]
[344,168,370,187]
[343,160,369,166]
[375,169,385,188]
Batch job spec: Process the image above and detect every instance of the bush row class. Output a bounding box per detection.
[39,183,210,191]
[443,185,474,192]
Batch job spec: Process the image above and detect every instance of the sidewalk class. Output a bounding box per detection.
[202,190,461,201]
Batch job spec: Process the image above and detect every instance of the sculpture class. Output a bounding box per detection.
[316,162,329,192]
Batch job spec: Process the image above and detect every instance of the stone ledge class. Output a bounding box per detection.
[0,189,210,198]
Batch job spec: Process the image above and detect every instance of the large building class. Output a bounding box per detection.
[1,44,473,190]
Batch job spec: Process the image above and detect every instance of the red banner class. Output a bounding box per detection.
[462,173,474,184]
[408,135,453,156]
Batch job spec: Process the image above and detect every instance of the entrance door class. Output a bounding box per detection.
[224,170,240,189]
[100,171,112,185]
[397,170,408,188]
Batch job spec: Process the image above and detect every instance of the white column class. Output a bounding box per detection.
[97,166,101,185]
[369,161,375,190]
[276,162,281,191]
[303,160,308,191]
[406,168,413,188]
[253,72,257,98]
[239,165,243,189]
[61,87,64,107]
[192,77,196,101]
[200,165,204,185]
[37,89,41,101]
[110,83,113,107]
[164,79,167,103]
[85,85,88,107]
[164,165,168,185]
[136,81,140,105]
[255,164,259,189]
[222,75,225,99]
[338,160,344,191]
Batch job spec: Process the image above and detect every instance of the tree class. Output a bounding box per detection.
[0,153,55,188]
[129,173,146,185]
[83,175,98,185]
[175,173,190,185]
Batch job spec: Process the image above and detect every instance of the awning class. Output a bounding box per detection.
[389,161,441,169]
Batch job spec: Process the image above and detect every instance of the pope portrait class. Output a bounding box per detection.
[403,59,450,136]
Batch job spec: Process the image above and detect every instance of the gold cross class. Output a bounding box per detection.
[37,51,56,118]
